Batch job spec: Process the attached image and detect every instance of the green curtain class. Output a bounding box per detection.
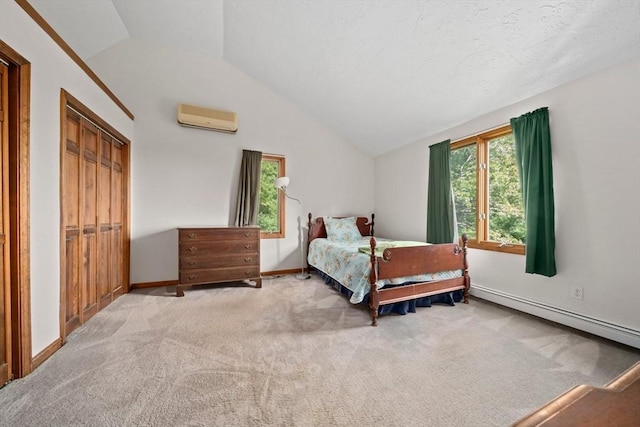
[426,140,455,244]
[234,149,262,226]
[511,107,557,277]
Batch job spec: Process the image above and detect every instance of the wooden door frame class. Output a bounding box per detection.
[0,40,32,379]
[59,89,130,342]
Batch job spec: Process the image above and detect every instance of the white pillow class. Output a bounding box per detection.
[323,216,362,242]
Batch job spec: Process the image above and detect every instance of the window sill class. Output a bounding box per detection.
[260,232,284,239]
[467,240,525,255]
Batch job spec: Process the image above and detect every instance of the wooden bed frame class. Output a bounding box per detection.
[307,213,470,326]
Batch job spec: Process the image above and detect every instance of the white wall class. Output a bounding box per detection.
[87,38,374,284]
[375,57,640,347]
[0,1,134,355]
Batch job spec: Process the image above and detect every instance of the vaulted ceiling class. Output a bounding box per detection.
[29,0,640,157]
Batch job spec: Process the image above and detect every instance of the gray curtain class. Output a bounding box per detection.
[234,149,262,227]
[511,107,556,277]
[426,140,455,244]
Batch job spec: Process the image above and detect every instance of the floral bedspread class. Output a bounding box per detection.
[307,237,462,304]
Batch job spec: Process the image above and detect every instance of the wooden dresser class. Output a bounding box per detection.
[177,226,261,297]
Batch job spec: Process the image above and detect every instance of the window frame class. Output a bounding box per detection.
[259,154,286,239]
[451,124,525,255]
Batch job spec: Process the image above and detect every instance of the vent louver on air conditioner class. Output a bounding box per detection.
[177,103,238,133]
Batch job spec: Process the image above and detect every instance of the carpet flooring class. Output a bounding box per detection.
[1,274,639,426]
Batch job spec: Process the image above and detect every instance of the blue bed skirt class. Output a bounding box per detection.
[315,270,463,316]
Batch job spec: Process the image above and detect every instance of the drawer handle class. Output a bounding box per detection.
[188,246,198,253]
[244,271,252,276]
[244,232,251,237]
[188,233,197,239]
[188,260,198,266]
[244,257,251,262]
[244,244,252,249]
[188,274,197,280]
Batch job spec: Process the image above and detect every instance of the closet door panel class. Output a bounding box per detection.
[64,232,80,332]
[111,143,124,295]
[0,63,8,384]
[81,232,97,320]
[81,122,99,320]
[63,112,82,333]
[97,135,112,308]
[98,226,111,308]
[112,225,123,296]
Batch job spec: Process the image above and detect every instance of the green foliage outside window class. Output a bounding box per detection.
[488,134,525,244]
[450,130,525,247]
[258,159,279,233]
[450,145,477,240]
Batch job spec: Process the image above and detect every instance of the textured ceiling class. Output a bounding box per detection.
[29,0,640,157]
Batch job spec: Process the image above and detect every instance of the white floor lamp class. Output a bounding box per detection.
[275,176,311,280]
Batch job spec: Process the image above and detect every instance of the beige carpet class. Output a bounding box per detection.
[1,274,639,426]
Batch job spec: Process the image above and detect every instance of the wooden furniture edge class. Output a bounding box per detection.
[368,234,470,326]
[512,360,640,426]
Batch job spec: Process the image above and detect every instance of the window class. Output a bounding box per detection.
[450,125,525,254]
[258,154,285,239]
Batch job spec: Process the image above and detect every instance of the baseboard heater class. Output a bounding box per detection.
[470,284,640,349]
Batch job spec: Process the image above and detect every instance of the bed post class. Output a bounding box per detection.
[307,213,313,274]
[461,234,470,304]
[370,213,375,236]
[368,236,379,326]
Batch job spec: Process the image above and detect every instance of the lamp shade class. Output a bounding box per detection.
[274,176,290,189]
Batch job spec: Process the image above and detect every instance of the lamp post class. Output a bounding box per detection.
[275,177,311,280]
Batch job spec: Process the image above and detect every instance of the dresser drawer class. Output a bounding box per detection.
[179,240,258,256]
[180,253,259,270]
[179,228,259,242]
[180,266,260,285]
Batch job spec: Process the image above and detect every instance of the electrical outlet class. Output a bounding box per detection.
[571,286,583,300]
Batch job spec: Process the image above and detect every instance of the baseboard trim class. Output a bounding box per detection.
[131,270,307,289]
[32,338,63,370]
[471,284,640,349]
[130,280,178,289]
[261,269,303,277]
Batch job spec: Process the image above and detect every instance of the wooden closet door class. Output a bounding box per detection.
[0,63,10,385]
[111,142,124,297]
[80,120,99,321]
[63,110,82,334]
[97,134,112,309]
[62,103,129,337]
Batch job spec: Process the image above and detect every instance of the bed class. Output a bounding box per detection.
[307,213,470,326]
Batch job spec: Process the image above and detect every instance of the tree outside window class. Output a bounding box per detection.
[258,155,285,238]
[450,125,525,254]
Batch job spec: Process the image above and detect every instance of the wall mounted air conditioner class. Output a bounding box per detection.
[177,103,238,133]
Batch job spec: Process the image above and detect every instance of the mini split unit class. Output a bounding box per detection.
[177,103,238,133]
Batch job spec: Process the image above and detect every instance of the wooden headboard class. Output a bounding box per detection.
[307,213,375,242]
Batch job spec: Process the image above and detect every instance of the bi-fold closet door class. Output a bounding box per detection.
[62,106,127,337]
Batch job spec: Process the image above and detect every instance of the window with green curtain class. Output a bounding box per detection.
[511,107,556,277]
[426,140,454,244]
[450,125,526,255]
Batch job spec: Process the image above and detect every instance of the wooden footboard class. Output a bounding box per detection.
[368,235,469,326]
[306,213,470,327]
